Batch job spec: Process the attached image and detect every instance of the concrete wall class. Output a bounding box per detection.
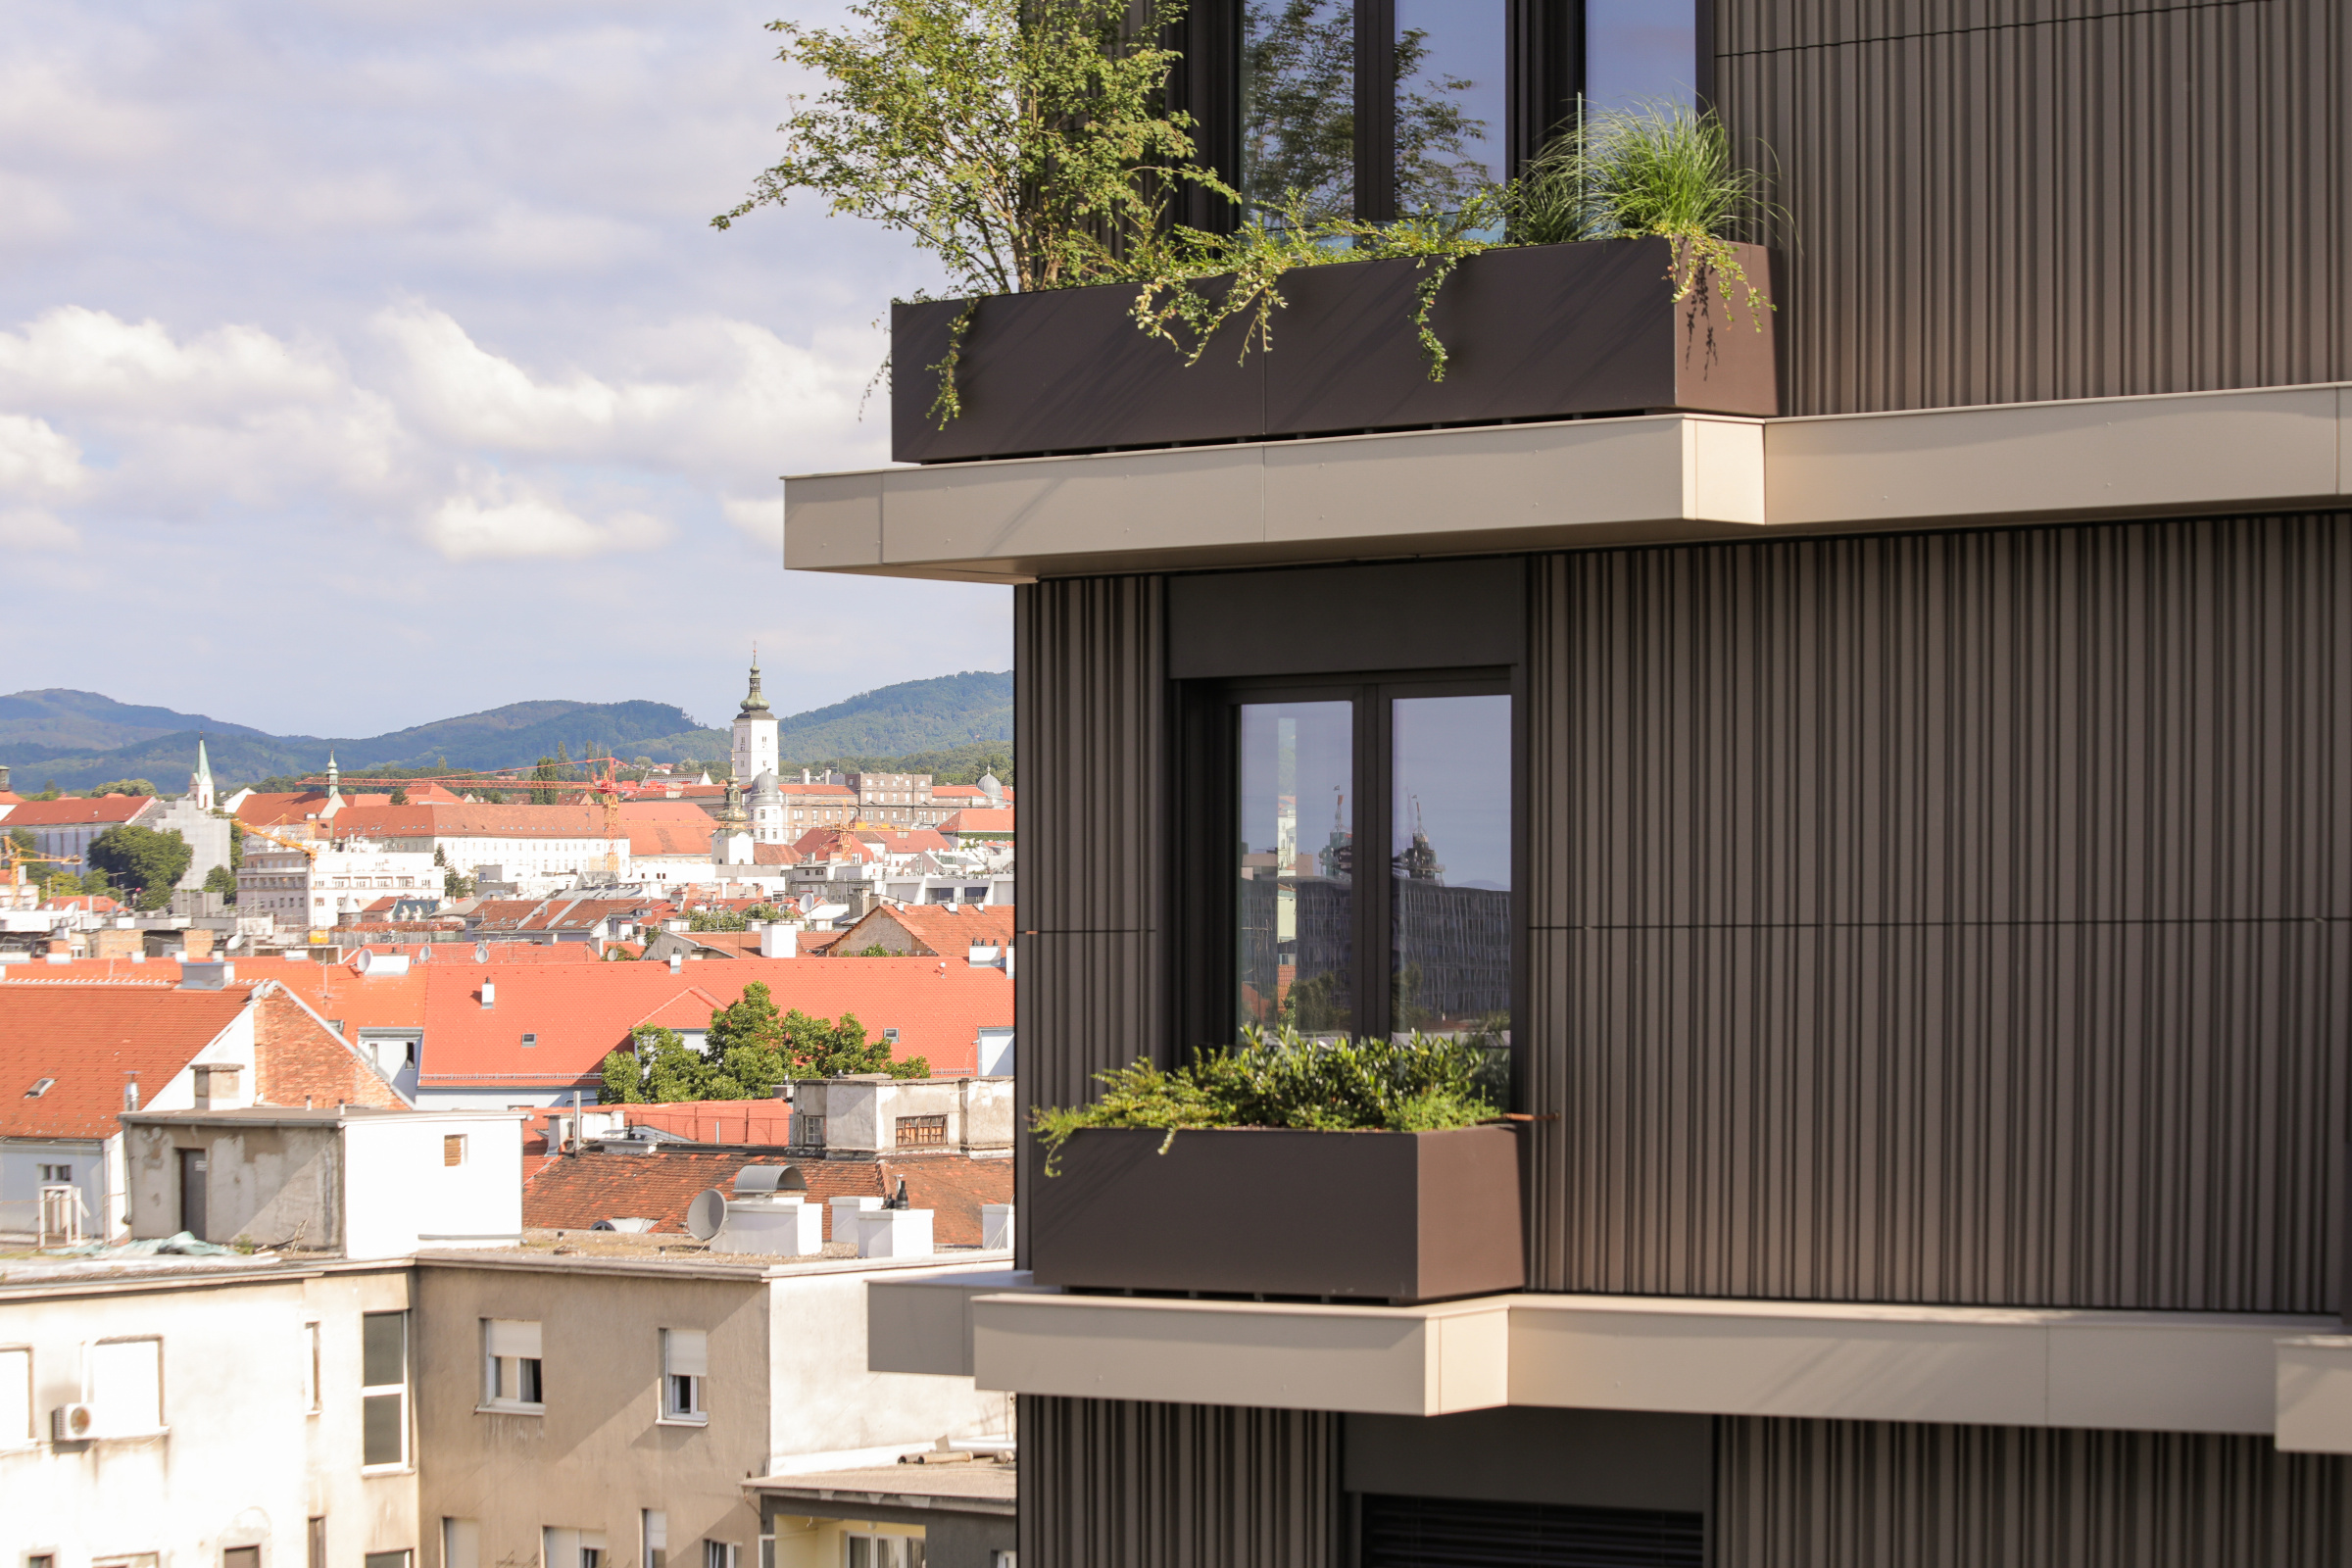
[764,1263,1012,1467]
[146,795,234,890]
[414,1261,774,1568]
[0,1138,107,1242]
[124,1120,344,1248]
[344,1114,524,1258]
[0,1262,416,1568]
[793,1078,1015,1155]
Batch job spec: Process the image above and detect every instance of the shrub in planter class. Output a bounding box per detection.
[1031,1025,1506,1173]
[1028,1028,1524,1302]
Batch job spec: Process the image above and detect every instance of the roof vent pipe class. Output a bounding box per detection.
[481,980,495,1008]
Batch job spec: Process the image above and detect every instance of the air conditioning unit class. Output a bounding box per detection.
[52,1402,96,1441]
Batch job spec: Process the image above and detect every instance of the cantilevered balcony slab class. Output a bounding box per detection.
[968,1292,1511,1417]
[786,382,2352,584]
[922,1285,2336,1441]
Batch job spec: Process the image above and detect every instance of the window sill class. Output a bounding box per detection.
[655,1414,710,1428]
[475,1402,546,1417]
[361,1462,416,1477]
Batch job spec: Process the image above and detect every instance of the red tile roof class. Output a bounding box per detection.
[327,803,628,841]
[858,828,954,854]
[939,808,1012,836]
[419,957,1008,1085]
[0,982,249,1138]
[521,1148,1010,1243]
[752,842,801,865]
[3,796,160,827]
[235,792,331,827]
[629,822,715,857]
[875,904,1017,954]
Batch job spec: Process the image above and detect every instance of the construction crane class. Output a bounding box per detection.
[238,821,323,861]
[1,835,69,889]
[581,754,625,882]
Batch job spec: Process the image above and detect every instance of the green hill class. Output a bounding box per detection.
[0,672,1012,793]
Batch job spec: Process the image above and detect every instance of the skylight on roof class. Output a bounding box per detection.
[26,1077,55,1098]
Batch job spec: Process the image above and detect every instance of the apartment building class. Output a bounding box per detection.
[795,3,2352,1564]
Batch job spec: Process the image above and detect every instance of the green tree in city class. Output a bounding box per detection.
[86,825,192,910]
[89,778,159,798]
[39,867,82,901]
[80,866,114,900]
[203,864,237,903]
[389,785,410,806]
[688,909,749,932]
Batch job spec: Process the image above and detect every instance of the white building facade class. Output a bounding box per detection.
[240,838,440,933]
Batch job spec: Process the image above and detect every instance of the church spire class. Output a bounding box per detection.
[737,647,772,719]
[326,751,342,805]
[189,736,216,810]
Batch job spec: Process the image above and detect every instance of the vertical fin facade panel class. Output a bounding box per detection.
[1528,516,2350,1309]
[1715,0,2351,414]
[1019,1395,1340,1568]
[1717,1418,2352,1568]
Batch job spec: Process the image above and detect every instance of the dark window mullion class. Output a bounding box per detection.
[1355,682,1394,1037]
[1353,0,1397,221]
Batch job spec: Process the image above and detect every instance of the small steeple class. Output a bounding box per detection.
[326,752,342,805]
[737,647,772,719]
[189,736,216,810]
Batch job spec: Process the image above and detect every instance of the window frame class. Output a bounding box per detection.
[1175,665,1524,1067]
[659,1329,707,1426]
[1162,0,1711,229]
[480,1319,546,1415]
[360,1309,410,1470]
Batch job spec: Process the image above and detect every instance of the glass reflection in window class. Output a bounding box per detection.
[1585,0,1700,116]
[1241,0,1356,224]
[1394,1,1505,214]
[1237,700,1353,1036]
[1392,695,1511,1038]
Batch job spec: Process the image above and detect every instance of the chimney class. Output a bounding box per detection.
[480,980,495,1008]
[122,1076,140,1112]
[760,923,797,958]
[668,951,682,974]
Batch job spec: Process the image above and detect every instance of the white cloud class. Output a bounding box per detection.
[424,483,668,562]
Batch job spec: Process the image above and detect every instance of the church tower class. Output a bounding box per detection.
[187,737,216,811]
[730,651,780,784]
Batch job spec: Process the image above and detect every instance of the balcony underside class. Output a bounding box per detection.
[868,1271,2352,1450]
[787,382,2352,584]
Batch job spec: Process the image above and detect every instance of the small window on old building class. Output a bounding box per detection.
[444,1135,466,1167]
[896,1115,947,1149]
[1,1346,32,1446]
[443,1519,480,1568]
[224,1549,261,1568]
[311,1518,327,1568]
[483,1318,544,1409]
[641,1511,666,1568]
[662,1329,707,1422]
[361,1310,408,1467]
[86,1337,164,1435]
[363,1553,413,1568]
[796,1116,826,1148]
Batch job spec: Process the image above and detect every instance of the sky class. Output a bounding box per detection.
[0,1,1004,737]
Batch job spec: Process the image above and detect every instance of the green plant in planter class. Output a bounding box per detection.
[1502,101,1782,326]
[1032,1024,1505,1175]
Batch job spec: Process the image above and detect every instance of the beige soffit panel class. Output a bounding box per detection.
[1765,383,2346,528]
[967,1293,1510,1417]
[866,1269,1054,1379]
[781,470,884,570]
[2275,1336,2352,1454]
[1506,1297,2323,1435]
[882,445,1266,566]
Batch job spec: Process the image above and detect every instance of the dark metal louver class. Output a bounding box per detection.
[1360,1494,1706,1568]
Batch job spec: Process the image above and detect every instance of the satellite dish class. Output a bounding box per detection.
[355,947,375,973]
[474,942,489,964]
[685,1188,728,1242]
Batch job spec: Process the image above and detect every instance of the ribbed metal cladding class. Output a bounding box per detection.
[1013,576,1169,1264]
[1018,1395,1341,1568]
[1526,514,2351,1309]
[1712,0,2352,414]
[1717,1418,2352,1567]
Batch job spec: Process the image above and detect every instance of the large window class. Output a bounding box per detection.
[1227,680,1513,1044]
[1181,1,1707,227]
[361,1310,408,1467]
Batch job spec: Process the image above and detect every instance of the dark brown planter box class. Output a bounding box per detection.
[892,236,1780,464]
[1029,1124,1525,1304]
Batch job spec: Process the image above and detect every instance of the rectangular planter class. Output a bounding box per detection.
[893,236,1780,465]
[1029,1124,1525,1304]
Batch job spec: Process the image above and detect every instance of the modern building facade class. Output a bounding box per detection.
[798,2,2352,1564]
